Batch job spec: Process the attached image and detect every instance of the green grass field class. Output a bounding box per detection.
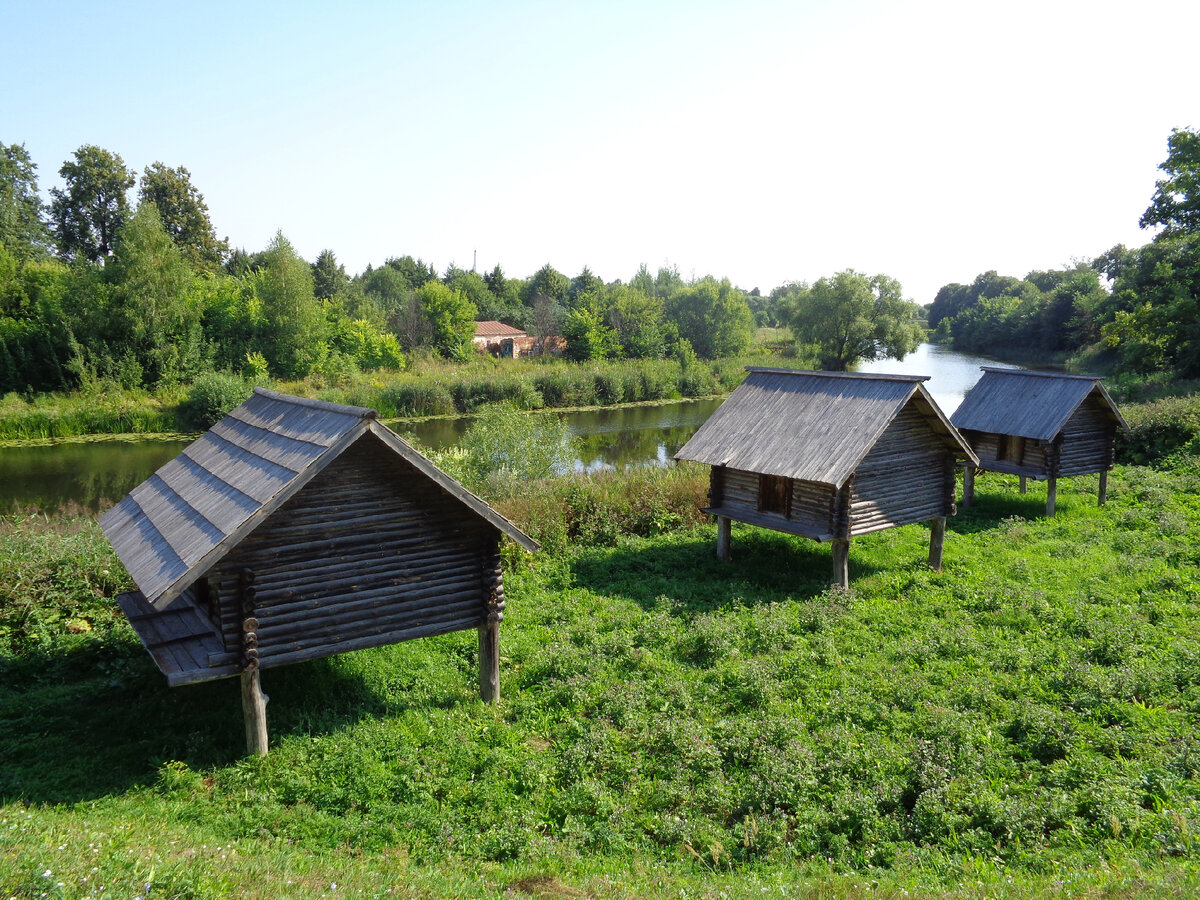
[3,465,1200,897]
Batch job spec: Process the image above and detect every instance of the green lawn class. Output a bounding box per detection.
[2,466,1199,897]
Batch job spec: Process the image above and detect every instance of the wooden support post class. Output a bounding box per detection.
[831,538,849,589]
[928,516,946,571]
[238,567,268,755]
[480,545,504,704]
[1098,469,1108,506]
[241,668,269,756]
[478,622,499,703]
[1046,476,1057,516]
[716,515,731,562]
[962,466,974,507]
[1019,475,1027,494]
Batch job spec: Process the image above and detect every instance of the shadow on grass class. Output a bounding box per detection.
[0,634,423,806]
[572,524,881,615]
[949,492,1052,534]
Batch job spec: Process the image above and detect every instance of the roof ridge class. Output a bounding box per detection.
[252,387,378,419]
[746,366,929,382]
[978,367,1101,381]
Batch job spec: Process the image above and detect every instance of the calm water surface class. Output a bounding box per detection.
[0,344,1027,511]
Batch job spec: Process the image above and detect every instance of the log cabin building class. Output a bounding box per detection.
[674,368,978,587]
[950,367,1128,515]
[100,388,537,754]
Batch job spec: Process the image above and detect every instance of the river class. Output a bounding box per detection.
[0,344,1028,512]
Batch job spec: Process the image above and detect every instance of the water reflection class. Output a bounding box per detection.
[856,343,1024,413]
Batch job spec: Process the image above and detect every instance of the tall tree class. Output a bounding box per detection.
[102,203,204,385]
[1141,127,1200,238]
[415,281,477,359]
[785,270,923,370]
[0,142,51,261]
[252,231,327,377]
[50,145,136,262]
[665,277,755,358]
[138,162,228,271]
[311,248,349,299]
[527,263,568,305]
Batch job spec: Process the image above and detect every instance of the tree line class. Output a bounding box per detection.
[928,128,1200,378]
[0,142,791,396]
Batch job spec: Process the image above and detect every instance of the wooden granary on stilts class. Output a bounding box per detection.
[674,368,977,587]
[100,388,536,755]
[951,368,1127,515]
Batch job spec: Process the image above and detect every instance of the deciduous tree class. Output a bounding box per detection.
[1141,127,1200,238]
[138,162,228,271]
[0,142,51,261]
[50,145,135,262]
[785,270,923,370]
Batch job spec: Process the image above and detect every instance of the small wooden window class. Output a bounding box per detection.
[998,435,1026,464]
[758,474,792,517]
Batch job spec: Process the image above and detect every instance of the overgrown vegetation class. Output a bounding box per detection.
[3,457,1200,896]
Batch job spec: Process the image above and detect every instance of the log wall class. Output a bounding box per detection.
[849,404,954,535]
[1057,396,1117,477]
[206,435,495,668]
[966,430,1050,477]
[717,467,836,538]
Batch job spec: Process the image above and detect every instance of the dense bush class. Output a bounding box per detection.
[1117,394,1200,465]
[175,372,255,431]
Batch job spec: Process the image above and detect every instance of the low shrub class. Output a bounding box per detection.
[175,372,255,431]
[1117,395,1200,465]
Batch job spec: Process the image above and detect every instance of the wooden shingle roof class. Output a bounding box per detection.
[101,388,536,612]
[674,368,976,488]
[950,368,1127,441]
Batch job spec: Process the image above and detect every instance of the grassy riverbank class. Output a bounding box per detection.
[0,352,794,442]
[3,461,1200,897]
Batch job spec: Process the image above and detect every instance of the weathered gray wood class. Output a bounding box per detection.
[928,516,946,570]
[241,668,269,756]
[256,616,481,669]
[479,622,499,703]
[1046,476,1057,516]
[1019,475,1027,494]
[716,516,731,561]
[831,539,849,589]
[1098,469,1108,505]
[963,466,974,507]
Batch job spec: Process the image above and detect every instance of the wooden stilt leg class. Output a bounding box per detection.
[241,668,269,757]
[479,622,500,703]
[1019,475,1027,494]
[716,515,731,561]
[831,538,849,589]
[963,466,974,507]
[928,516,947,571]
[1046,476,1057,516]
[1098,469,1108,506]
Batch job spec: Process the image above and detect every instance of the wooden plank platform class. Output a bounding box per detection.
[117,591,239,687]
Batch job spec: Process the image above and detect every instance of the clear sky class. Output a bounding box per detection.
[3,0,1197,302]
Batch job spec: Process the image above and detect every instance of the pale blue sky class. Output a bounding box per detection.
[3,0,1197,301]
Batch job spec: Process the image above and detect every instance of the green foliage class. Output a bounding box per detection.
[562,307,620,360]
[436,404,576,492]
[416,281,477,359]
[251,232,328,378]
[176,372,255,431]
[1141,127,1200,238]
[665,276,755,359]
[98,204,205,386]
[1118,395,1200,465]
[49,145,136,262]
[138,162,228,272]
[0,141,51,262]
[311,248,349,300]
[784,270,923,370]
